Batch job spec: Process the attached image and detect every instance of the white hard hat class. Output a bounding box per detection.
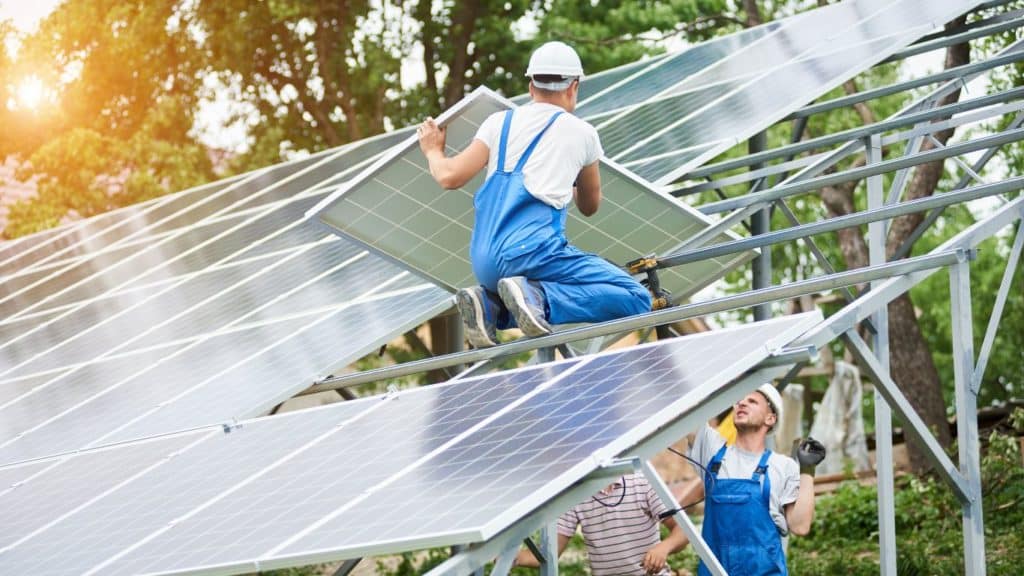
[526,41,584,90]
[757,383,784,434]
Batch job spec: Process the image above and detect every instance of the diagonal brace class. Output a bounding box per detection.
[843,330,973,504]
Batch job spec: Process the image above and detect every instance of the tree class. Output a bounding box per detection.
[2,0,213,239]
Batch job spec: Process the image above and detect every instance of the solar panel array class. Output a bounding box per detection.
[0,132,452,466]
[0,0,989,573]
[584,0,984,183]
[0,313,820,575]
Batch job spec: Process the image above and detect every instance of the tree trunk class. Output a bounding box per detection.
[812,11,968,471]
[881,17,968,470]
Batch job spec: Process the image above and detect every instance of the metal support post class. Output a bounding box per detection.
[639,459,727,576]
[535,347,556,364]
[330,558,362,576]
[950,261,987,576]
[866,134,898,576]
[844,331,971,503]
[749,131,772,322]
[489,541,521,576]
[973,219,1024,389]
[539,521,559,576]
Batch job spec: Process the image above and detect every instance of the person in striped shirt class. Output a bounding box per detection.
[514,472,687,575]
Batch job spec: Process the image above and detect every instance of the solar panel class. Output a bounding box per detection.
[0,399,376,576]
[0,127,464,468]
[273,313,819,561]
[601,0,984,183]
[576,21,783,119]
[0,313,817,575]
[310,87,753,305]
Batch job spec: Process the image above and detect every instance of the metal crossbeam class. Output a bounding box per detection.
[305,251,962,393]
[667,177,1024,267]
[700,127,1024,215]
[683,86,1024,182]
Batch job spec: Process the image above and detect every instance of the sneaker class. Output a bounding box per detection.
[456,286,499,348]
[497,276,552,338]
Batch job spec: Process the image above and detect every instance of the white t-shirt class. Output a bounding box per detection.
[689,424,801,535]
[473,102,603,209]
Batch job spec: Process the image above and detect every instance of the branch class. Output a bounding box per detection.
[555,15,745,48]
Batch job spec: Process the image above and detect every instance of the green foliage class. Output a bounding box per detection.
[789,419,1024,575]
[4,98,214,239]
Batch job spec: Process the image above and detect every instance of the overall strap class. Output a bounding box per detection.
[513,111,564,172]
[707,443,729,479]
[755,450,772,504]
[496,110,514,173]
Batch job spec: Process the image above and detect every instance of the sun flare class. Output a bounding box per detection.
[15,76,46,110]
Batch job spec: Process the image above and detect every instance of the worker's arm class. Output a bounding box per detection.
[513,533,571,568]
[418,117,489,190]
[784,475,816,536]
[642,516,689,573]
[573,161,601,216]
[785,437,826,536]
[671,475,704,508]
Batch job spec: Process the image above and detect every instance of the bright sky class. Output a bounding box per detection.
[0,0,61,32]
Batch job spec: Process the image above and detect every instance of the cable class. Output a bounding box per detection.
[659,446,715,516]
[591,475,628,508]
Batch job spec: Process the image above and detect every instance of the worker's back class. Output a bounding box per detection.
[474,102,602,210]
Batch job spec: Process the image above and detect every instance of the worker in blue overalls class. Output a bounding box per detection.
[417,41,651,348]
[680,384,826,575]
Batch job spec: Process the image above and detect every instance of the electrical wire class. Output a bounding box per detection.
[591,475,628,508]
[657,446,715,519]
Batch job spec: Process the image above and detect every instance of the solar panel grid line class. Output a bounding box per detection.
[53,235,345,315]
[111,149,344,245]
[0,157,342,322]
[0,428,216,555]
[0,207,323,376]
[574,20,789,120]
[0,370,71,408]
[0,188,217,282]
[652,0,984,183]
[0,201,264,324]
[68,270,435,452]
[91,361,568,575]
[617,138,733,169]
[77,396,391,576]
[259,357,593,560]
[9,177,240,279]
[0,399,381,576]
[0,459,51,500]
[0,221,91,279]
[0,248,384,440]
[7,240,329,378]
[0,190,336,362]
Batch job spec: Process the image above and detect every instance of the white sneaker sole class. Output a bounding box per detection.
[456,289,497,348]
[498,279,551,338]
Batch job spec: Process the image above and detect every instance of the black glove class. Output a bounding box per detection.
[791,437,826,476]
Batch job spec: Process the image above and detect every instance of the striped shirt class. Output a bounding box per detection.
[557,473,671,576]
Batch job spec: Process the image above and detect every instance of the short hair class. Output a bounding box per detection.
[531,74,575,96]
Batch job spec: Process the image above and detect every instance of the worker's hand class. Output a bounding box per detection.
[417,117,446,156]
[641,541,670,574]
[791,437,826,476]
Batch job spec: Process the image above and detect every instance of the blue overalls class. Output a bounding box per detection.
[469,109,651,328]
[698,445,788,576]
